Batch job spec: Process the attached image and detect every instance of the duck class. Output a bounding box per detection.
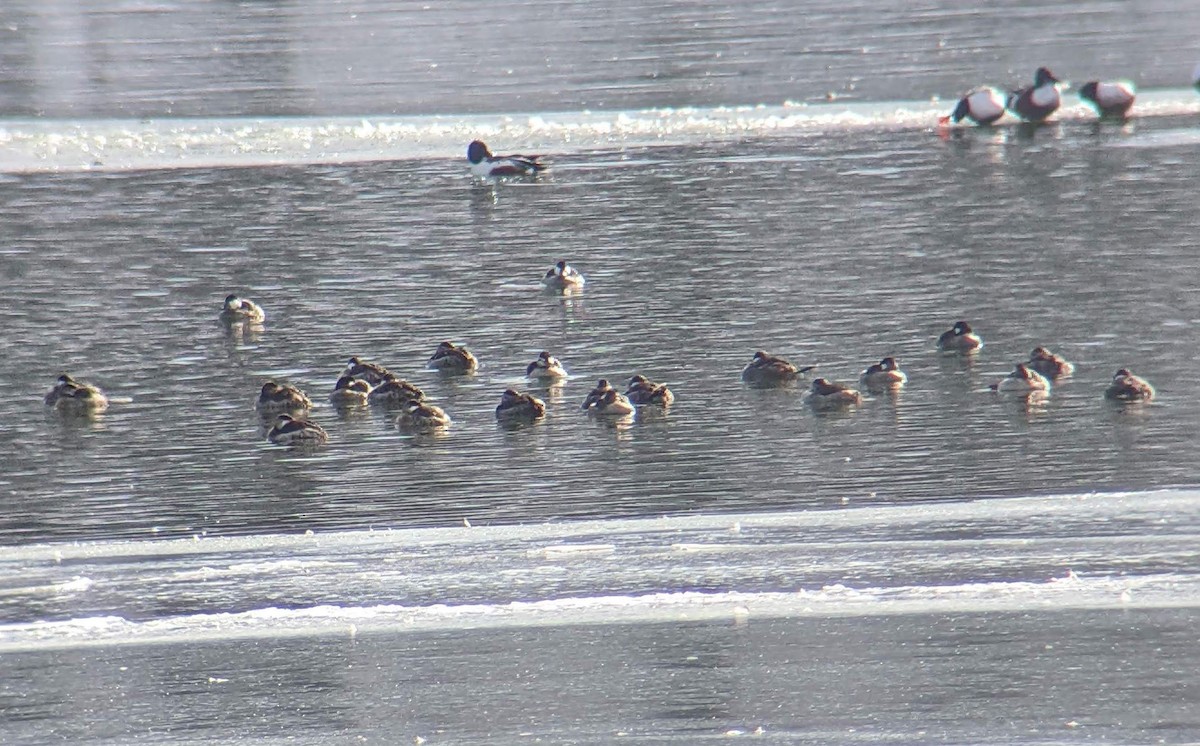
[1104,368,1155,402]
[1027,346,1075,380]
[586,388,635,416]
[541,260,586,290]
[859,356,907,390]
[580,379,615,410]
[495,388,547,421]
[396,399,452,431]
[1078,81,1135,118]
[625,374,675,406]
[937,321,983,353]
[1007,67,1061,122]
[219,294,266,324]
[526,350,569,380]
[344,356,392,385]
[329,375,371,405]
[943,87,1007,126]
[367,373,425,407]
[266,414,328,446]
[806,378,864,410]
[467,140,546,178]
[44,373,109,415]
[741,350,814,387]
[990,363,1051,394]
[254,381,313,414]
[427,341,478,374]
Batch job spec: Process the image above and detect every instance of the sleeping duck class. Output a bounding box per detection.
[806,378,864,411]
[267,414,328,446]
[937,321,983,353]
[344,356,392,385]
[1104,368,1155,402]
[396,399,452,431]
[495,388,547,421]
[625,374,675,406]
[991,363,1051,394]
[1027,347,1075,380]
[427,341,478,374]
[367,374,426,408]
[585,388,635,416]
[741,350,814,387]
[255,381,313,414]
[329,375,371,405]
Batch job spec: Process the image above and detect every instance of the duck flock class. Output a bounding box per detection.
[45,65,1188,442]
[45,273,1157,447]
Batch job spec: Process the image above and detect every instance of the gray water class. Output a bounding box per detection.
[3,1,1200,744]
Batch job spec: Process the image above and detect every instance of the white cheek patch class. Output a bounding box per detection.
[970,89,1005,119]
[1031,85,1060,108]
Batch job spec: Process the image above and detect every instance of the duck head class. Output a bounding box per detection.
[467,140,491,164]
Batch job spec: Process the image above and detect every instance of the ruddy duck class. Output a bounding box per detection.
[427,341,478,374]
[44,373,109,415]
[937,321,983,353]
[267,414,328,446]
[467,140,546,178]
[991,363,1051,394]
[495,388,547,421]
[741,350,814,387]
[526,350,568,380]
[1007,67,1061,122]
[859,356,907,390]
[1104,368,1155,402]
[1078,81,1135,118]
[344,356,392,385]
[580,379,615,410]
[255,381,313,414]
[329,375,371,405]
[367,374,425,407]
[1027,347,1075,380]
[219,294,266,324]
[541,260,586,290]
[625,374,675,406]
[806,378,864,410]
[944,87,1007,126]
[586,388,635,416]
[396,399,452,431]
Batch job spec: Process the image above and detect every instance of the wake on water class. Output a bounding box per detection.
[2,89,1199,173]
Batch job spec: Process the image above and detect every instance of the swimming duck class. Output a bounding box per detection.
[944,87,1007,126]
[1078,81,1135,118]
[266,414,328,446]
[396,399,452,431]
[254,381,313,414]
[219,294,266,324]
[1027,347,1075,380]
[44,373,109,415]
[741,350,814,387]
[586,388,636,416]
[367,374,426,407]
[526,350,569,380]
[580,379,615,410]
[806,378,864,410]
[859,356,908,390]
[329,375,371,405]
[344,356,392,385]
[991,363,1051,394]
[937,321,983,353]
[495,388,547,421]
[427,341,478,374]
[467,140,546,178]
[541,260,586,290]
[1104,368,1155,402]
[1007,67,1061,122]
[625,374,675,406]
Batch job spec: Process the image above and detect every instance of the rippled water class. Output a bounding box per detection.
[4,1,1200,744]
